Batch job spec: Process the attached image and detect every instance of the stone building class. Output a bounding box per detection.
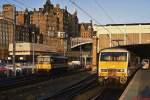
[2,4,42,44]
[30,0,79,40]
[15,24,42,43]
[0,4,42,60]
[16,9,42,44]
[0,15,13,60]
[0,0,80,60]
[2,4,14,44]
[16,9,30,26]
[68,11,79,37]
[28,0,79,52]
[79,21,93,38]
[2,4,14,21]
[0,4,14,60]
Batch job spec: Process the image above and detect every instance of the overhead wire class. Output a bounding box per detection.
[4,0,25,10]
[69,0,115,47]
[69,0,113,38]
[11,0,34,11]
[94,0,132,46]
[94,0,123,33]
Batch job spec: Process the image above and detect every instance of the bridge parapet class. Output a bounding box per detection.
[66,51,92,57]
[71,37,93,48]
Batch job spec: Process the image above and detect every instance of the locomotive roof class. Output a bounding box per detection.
[100,48,128,53]
[37,55,68,59]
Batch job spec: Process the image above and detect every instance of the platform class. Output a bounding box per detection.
[120,69,150,100]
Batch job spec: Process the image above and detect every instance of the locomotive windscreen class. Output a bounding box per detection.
[100,52,127,61]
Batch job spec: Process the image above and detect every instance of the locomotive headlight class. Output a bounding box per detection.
[119,69,124,72]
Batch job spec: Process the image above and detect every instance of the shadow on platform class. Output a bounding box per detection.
[138,86,150,98]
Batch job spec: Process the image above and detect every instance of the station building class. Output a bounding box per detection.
[91,23,150,70]
[94,23,150,52]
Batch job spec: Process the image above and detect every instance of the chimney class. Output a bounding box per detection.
[65,6,67,10]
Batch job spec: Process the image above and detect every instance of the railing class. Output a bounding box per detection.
[71,37,93,48]
[65,51,92,57]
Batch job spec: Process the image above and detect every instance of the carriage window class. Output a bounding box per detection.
[100,52,127,61]
[37,57,50,64]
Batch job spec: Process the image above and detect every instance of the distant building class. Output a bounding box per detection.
[0,0,80,60]
[15,0,79,52]
[16,9,30,26]
[79,21,93,38]
[29,0,79,40]
[29,0,79,52]
[15,24,43,44]
[2,4,14,43]
[0,4,16,60]
[2,4,14,21]
[0,11,13,60]
[16,9,42,44]
[68,11,79,37]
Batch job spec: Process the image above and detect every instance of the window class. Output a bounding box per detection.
[100,52,127,61]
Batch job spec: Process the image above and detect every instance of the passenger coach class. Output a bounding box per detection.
[36,55,68,73]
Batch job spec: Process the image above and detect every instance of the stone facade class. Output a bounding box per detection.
[2,4,14,44]
[0,0,80,60]
[79,21,93,38]
[29,0,79,40]
[0,4,14,60]
[0,16,13,59]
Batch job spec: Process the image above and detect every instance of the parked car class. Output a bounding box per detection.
[5,64,22,75]
[0,63,8,76]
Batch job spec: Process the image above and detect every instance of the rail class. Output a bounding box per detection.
[44,74,97,100]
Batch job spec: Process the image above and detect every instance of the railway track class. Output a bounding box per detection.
[91,85,125,100]
[0,69,93,100]
[45,74,97,100]
[0,74,49,91]
[91,73,137,100]
[90,68,139,100]
[0,69,88,92]
[46,76,126,100]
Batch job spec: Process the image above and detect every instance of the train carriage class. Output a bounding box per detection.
[98,48,140,84]
[36,55,68,73]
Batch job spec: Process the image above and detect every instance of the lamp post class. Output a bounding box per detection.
[32,32,35,74]
[37,35,40,43]
[63,33,67,56]
[83,55,87,69]
[80,44,82,67]
[12,5,16,76]
[64,39,66,56]
[92,35,98,71]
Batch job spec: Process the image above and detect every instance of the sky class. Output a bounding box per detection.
[0,0,150,24]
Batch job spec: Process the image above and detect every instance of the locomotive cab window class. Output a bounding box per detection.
[100,52,127,61]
